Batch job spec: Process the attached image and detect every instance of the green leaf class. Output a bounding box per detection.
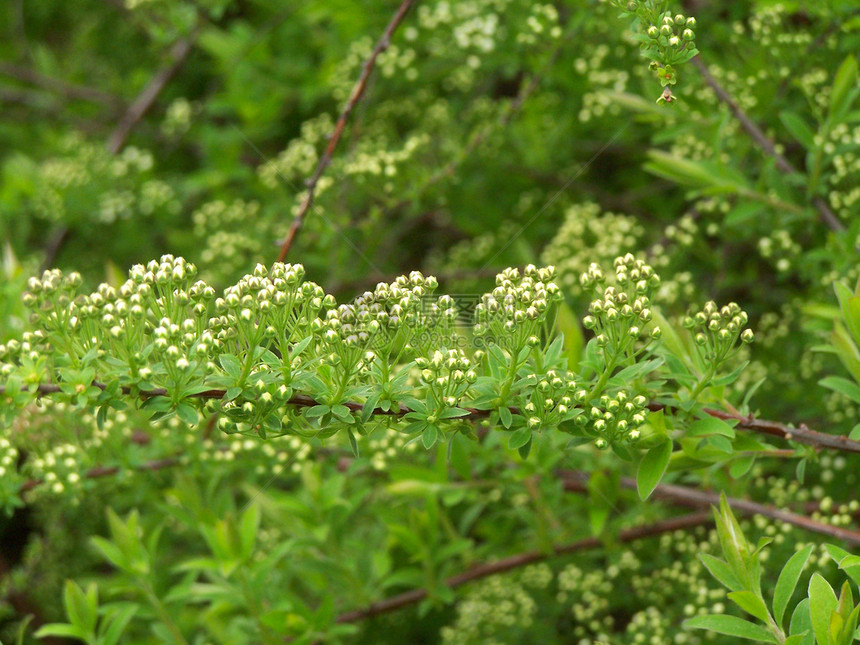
[809,573,839,645]
[517,436,533,459]
[712,361,750,387]
[331,404,354,423]
[730,456,756,479]
[689,417,737,438]
[63,579,96,637]
[774,545,814,626]
[347,428,359,457]
[219,354,243,378]
[700,553,744,592]
[784,635,809,645]
[498,406,513,428]
[728,590,772,623]
[714,493,752,589]
[825,544,860,587]
[101,604,138,645]
[790,598,814,644]
[684,614,777,641]
[239,503,260,560]
[303,404,330,418]
[176,402,199,426]
[780,111,816,149]
[819,376,860,405]
[637,438,672,500]
[422,425,438,450]
[829,55,858,123]
[645,150,750,194]
[508,427,532,450]
[34,623,87,639]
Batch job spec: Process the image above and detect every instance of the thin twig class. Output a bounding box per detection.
[0,62,124,109]
[560,471,860,546]
[40,32,197,270]
[19,456,180,493]
[276,0,417,262]
[106,33,197,154]
[332,512,713,624]
[7,382,860,455]
[692,55,844,232]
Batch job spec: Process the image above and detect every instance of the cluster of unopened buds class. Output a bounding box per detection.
[581,255,662,358]
[416,349,477,409]
[474,264,562,337]
[683,301,754,365]
[350,271,453,354]
[521,370,584,430]
[215,262,329,349]
[574,390,648,447]
[21,268,82,333]
[647,13,696,51]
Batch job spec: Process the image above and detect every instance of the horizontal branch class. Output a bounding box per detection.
[703,407,860,454]
[19,456,180,493]
[276,0,416,262]
[9,381,860,455]
[692,55,844,233]
[332,512,713,624]
[560,471,860,547]
[0,62,124,109]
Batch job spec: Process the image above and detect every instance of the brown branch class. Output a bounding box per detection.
[19,456,180,493]
[332,512,712,624]
[692,55,844,232]
[106,33,196,154]
[0,62,124,109]
[40,32,197,270]
[8,382,860,455]
[560,471,860,546]
[276,0,417,262]
[703,407,860,455]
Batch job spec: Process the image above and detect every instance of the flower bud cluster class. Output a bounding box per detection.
[214,262,327,351]
[683,301,753,366]
[540,203,643,295]
[416,349,477,409]
[28,134,178,227]
[0,438,20,492]
[193,199,264,283]
[574,390,648,447]
[474,265,562,339]
[25,442,88,499]
[351,270,441,347]
[581,255,661,360]
[21,269,83,342]
[648,13,696,55]
[521,369,583,431]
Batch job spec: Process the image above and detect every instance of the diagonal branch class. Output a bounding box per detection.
[331,512,713,624]
[106,33,197,154]
[276,0,417,263]
[692,55,844,232]
[41,31,197,271]
[560,471,860,546]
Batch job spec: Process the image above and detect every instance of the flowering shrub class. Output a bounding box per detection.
[1,1,860,643]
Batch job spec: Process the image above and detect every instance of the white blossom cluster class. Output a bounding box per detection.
[541,202,643,294]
